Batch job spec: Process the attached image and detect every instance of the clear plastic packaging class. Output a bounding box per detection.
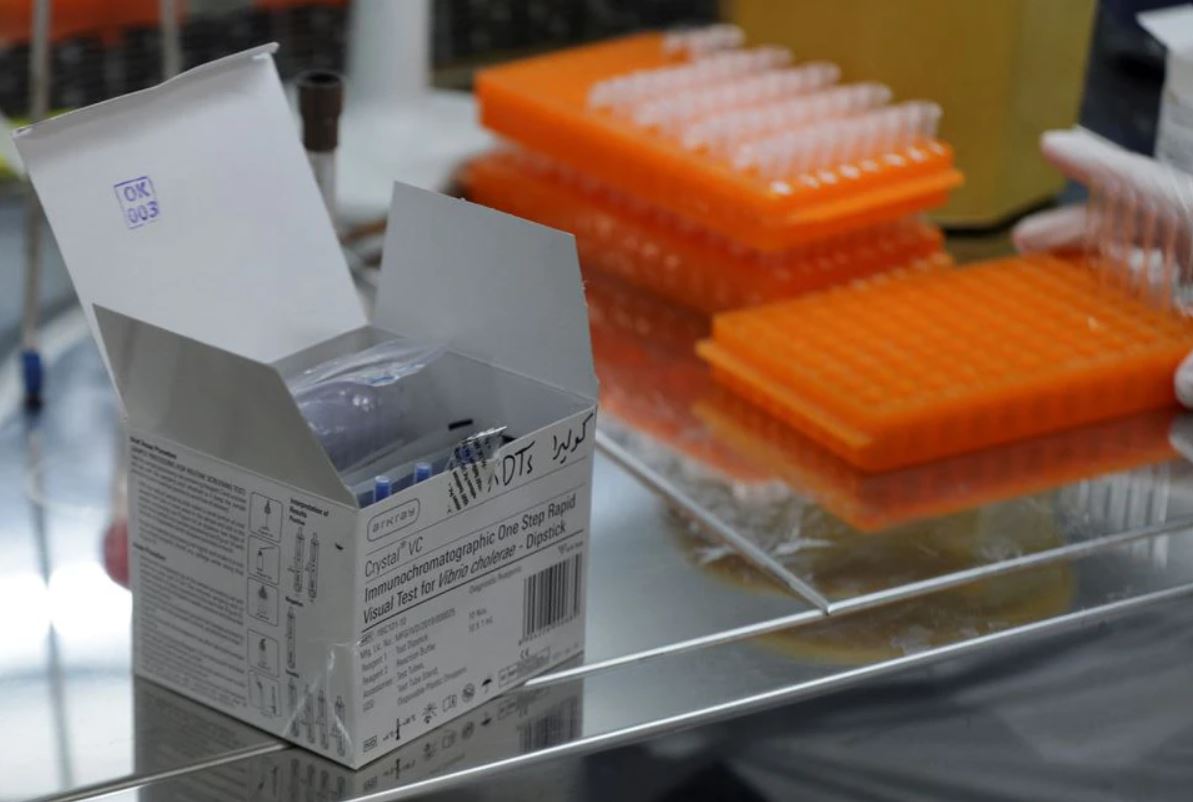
[286,338,446,474]
[286,337,517,506]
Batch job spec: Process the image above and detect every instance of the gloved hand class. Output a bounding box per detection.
[1012,127,1193,407]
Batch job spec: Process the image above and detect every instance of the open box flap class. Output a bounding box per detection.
[13,44,365,384]
[373,182,597,402]
[95,305,356,506]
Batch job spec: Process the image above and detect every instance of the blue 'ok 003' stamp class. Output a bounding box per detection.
[114,176,160,229]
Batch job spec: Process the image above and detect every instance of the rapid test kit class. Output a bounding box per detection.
[15,44,597,767]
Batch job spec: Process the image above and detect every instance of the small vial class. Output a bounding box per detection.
[414,462,433,483]
[373,475,392,502]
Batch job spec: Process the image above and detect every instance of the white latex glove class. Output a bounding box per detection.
[1012,128,1193,408]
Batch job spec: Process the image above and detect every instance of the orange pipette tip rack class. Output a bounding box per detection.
[464,149,948,314]
[696,388,1177,532]
[476,32,962,252]
[698,255,1193,472]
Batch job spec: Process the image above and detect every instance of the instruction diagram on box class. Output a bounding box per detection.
[251,630,279,676]
[286,678,300,734]
[250,537,280,584]
[288,521,309,595]
[251,492,281,541]
[250,671,280,718]
[285,606,297,670]
[249,578,279,625]
[306,532,320,603]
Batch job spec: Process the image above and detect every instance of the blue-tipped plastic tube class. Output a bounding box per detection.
[414,461,433,483]
[20,0,50,409]
[373,475,392,502]
[21,349,43,407]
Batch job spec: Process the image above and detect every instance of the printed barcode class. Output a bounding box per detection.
[522,554,582,639]
[518,698,581,753]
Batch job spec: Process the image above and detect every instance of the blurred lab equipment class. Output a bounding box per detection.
[297,68,344,220]
[729,0,1097,227]
[1139,4,1193,172]
[335,0,490,225]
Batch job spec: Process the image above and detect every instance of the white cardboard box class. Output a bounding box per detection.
[15,44,597,768]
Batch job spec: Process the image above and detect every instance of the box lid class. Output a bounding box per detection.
[373,182,597,401]
[13,44,366,380]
